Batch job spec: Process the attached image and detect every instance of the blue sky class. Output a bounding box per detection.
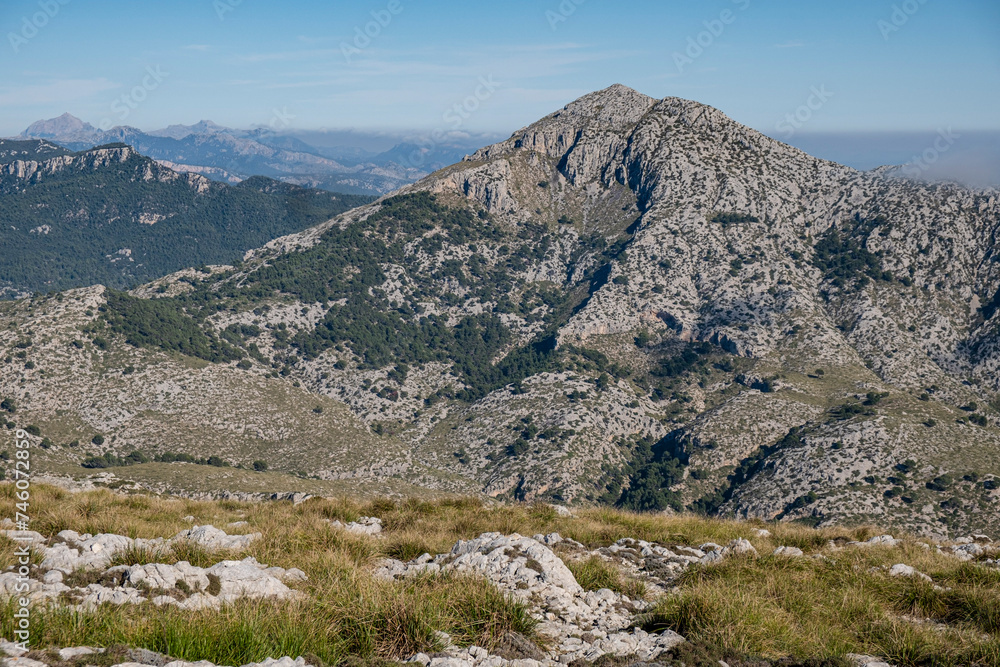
[0,0,998,138]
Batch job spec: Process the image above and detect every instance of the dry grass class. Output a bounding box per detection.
[1,484,997,666]
[639,551,1000,666]
[564,555,647,599]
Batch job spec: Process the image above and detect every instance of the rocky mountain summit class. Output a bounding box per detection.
[2,85,999,537]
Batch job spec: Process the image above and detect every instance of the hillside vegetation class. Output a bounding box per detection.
[0,144,372,294]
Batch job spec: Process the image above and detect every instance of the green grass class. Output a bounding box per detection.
[638,554,1000,666]
[4,575,535,666]
[1,484,998,666]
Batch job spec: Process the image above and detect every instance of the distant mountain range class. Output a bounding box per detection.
[17,113,492,195]
[0,140,372,294]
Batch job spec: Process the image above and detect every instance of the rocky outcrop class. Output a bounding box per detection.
[376,532,686,664]
[0,525,300,612]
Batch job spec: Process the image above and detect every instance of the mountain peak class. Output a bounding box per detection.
[148,120,228,140]
[22,113,96,139]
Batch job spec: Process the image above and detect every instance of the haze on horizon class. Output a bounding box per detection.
[1,0,998,185]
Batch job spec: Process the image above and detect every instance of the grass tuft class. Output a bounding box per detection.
[565,556,646,599]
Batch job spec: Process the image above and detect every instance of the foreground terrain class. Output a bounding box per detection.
[1,85,999,536]
[1,485,999,667]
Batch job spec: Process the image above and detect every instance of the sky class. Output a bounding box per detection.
[1,0,998,142]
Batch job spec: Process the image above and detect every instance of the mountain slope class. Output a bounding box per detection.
[0,144,372,294]
[0,138,72,164]
[6,86,999,537]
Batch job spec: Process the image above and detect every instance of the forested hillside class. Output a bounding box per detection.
[0,144,372,294]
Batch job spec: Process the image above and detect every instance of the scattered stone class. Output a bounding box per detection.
[0,639,29,657]
[549,505,574,518]
[35,525,261,574]
[4,658,48,667]
[269,492,313,505]
[727,538,757,555]
[58,647,99,661]
[329,517,382,536]
[849,535,897,548]
[773,546,804,558]
[174,525,261,551]
[846,654,895,667]
[888,564,932,582]
[700,550,725,565]
[492,632,547,662]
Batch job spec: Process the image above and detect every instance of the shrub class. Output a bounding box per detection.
[507,439,530,457]
[711,212,759,226]
[92,435,105,445]
[81,451,150,469]
[926,475,954,492]
[253,460,269,472]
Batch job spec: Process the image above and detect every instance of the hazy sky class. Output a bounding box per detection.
[1,0,998,138]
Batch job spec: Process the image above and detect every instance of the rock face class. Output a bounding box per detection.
[3,85,1000,537]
